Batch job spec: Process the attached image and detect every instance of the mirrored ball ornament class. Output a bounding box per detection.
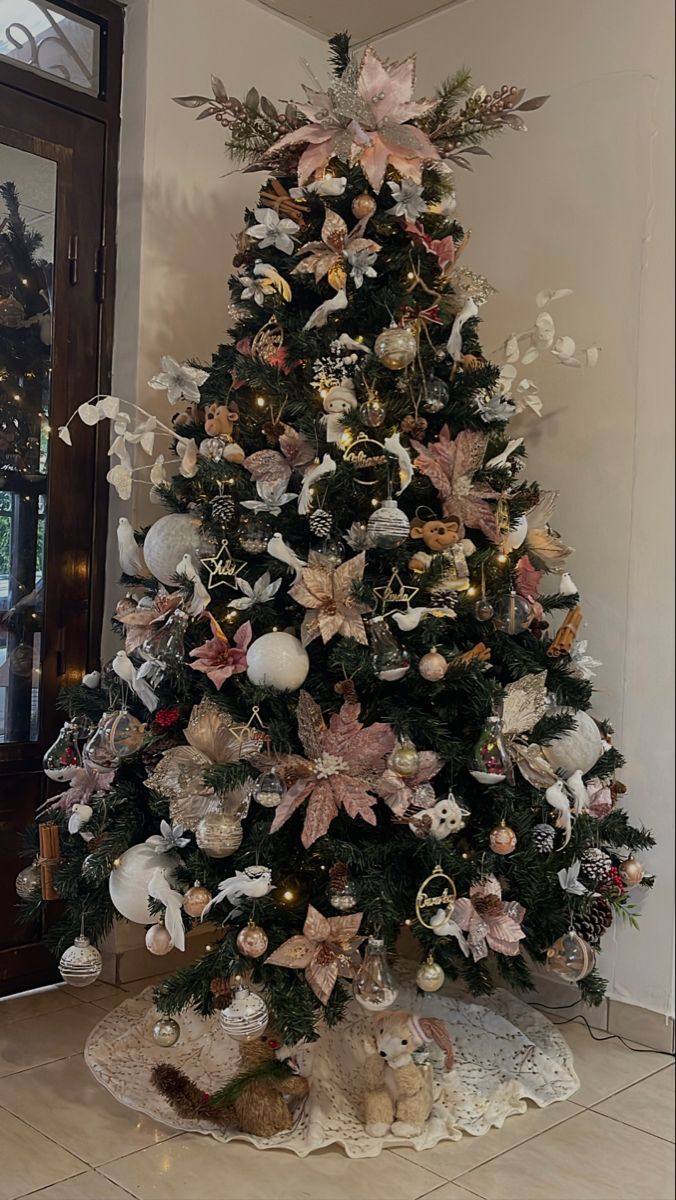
[58,935,103,988]
[415,955,446,993]
[374,325,417,370]
[145,924,174,956]
[195,812,243,859]
[182,882,212,918]
[152,1016,181,1047]
[236,922,269,958]
[390,738,421,778]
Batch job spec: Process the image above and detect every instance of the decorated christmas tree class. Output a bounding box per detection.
[23,36,654,1066]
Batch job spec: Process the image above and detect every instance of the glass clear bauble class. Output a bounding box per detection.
[474,598,495,622]
[152,1016,181,1046]
[108,709,146,758]
[422,376,449,413]
[374,324,417,370]
[390,738,421,778]
[359,396,386,428]
[82,711,121,773]
[494,590,532,635]
[546,930,596,983]
[367,499,410,549]
[329,878,358,912]
[141,609,188,665]
[238,514,273,555]
[195,811,243,858]
[469,714,510,785]
[58,935,103,987]
[353,936,399,1011]
[317,535,344,565]
[42,721,81,781]
[367,617,411,682]
[15,859,41,899]
[219,985,269,1041]
[416,955,445,993]
[252,768,285,809]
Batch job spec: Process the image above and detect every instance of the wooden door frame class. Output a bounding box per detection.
[0,0,123,677]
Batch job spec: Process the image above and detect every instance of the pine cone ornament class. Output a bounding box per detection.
[309,508,333,538]
[532,823,555,854]
[210,493,237,530]
[580,846,613,885]
[573,895,613,947]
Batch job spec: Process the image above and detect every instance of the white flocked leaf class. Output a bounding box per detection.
[58,425,72,445]
[96,395,121,418]
[536,288,573,308]
[77,401,102,425]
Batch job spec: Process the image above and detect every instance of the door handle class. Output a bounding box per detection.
[55,626,66,677]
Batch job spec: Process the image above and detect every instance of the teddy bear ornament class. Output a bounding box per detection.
[200,401,245,463]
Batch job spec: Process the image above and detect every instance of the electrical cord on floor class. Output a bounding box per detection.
[536,1003,675,1057]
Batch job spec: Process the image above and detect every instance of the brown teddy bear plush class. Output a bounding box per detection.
[200,401,245,463]
[408,512,474,594]
[363,1010,454,1138]
[152,1031,309,1138]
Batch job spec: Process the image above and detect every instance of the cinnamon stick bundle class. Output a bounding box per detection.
[547,606,583,658]
[39,823,61,900]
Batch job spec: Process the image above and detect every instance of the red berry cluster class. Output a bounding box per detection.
[154,706,181,729]
[604,866,626,894]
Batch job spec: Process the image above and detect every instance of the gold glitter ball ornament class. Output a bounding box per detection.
[236,922,269,958]
[195,812,243,858]
[418,648,448,681]
[390,738,421,778]
[618,854,646,887]
[352,193,377,220]
[182,882,212,918]
[489,821,518,855]
[415,955,446,993]
[374,325,417,370]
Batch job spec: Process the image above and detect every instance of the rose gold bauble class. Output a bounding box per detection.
[351,193,377,220]
[236,922,269,958]
[418,649,448,682]
[489,821,518,855]
[182,882,212,919]
[619,854,645,887]
[145,924,174,956]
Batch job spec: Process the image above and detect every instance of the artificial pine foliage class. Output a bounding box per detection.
[23,36,655,1042]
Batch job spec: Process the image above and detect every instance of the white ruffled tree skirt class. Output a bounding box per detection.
[85,982,579,1159]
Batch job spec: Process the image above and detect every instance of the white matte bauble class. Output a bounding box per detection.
[108,843,178,925]
[503,514,528,551]
[543,709,604,778]
[142,513,207,585]
[246,632,309,691]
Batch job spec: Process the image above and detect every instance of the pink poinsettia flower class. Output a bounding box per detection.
[189,617,252,689]
[268,691,396,847]
[453,875,526,963]
[412,425,501,541]
[405,222,457,272]
[374,751,443,816]
[49,766,115,813]
[267,47,439,190]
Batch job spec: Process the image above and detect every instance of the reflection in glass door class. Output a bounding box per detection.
[0,143,54,742]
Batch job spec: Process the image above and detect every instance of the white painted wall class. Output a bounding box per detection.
[110,0,674,1014]
[375,0,675,1016]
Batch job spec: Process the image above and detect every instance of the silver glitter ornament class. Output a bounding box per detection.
[152,1016,181,1046]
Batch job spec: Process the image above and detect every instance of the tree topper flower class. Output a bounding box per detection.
[148,356,208,404]
[189,617,252,688]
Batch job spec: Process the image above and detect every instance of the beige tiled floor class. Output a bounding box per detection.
[0,979,672,1200]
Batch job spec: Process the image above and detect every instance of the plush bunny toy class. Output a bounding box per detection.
[363,1010,454,1138]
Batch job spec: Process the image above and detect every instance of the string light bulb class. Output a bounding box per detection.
[255,396,266,408]
[497,553,508,564]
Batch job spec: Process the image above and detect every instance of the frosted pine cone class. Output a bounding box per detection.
[210,494,236,530]
[573,896,613,947]
[532,823,555,854]
[580,846,613,885]
[309,508,333,538]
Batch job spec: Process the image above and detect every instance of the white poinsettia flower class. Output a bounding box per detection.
[239,273,266,306]
[570,640,602,681]
[474,391,516,423]
[558,862,587,896]
[229,570,282,611]
[387,179,427,221]
[146,820,190,853]
[106,462,133,500]
[290,177,347,198]
[241,479,298,515]
[248,208,299,255]
[148,355,209,404]
[345,246,378,288]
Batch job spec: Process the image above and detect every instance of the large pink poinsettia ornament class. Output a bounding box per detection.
[268,47,439,190]
[266,905,363,1004]
[289,551,371,647]
[189,617,251,688]
[269,691,396,847]
[412,425,500,541]
[374,751,444,816]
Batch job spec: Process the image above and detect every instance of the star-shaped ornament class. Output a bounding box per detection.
[199,540,245,591]
[373,567,419,614]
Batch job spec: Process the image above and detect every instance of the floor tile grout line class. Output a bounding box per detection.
[587,1104,676,1145]
[92,1166,141,1200]
[446,1106,589,1186]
